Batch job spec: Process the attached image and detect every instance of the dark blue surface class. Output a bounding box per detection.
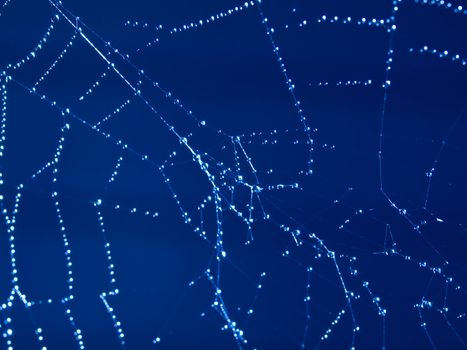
[0,0,466,349]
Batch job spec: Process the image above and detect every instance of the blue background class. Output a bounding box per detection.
[0,0,466,349]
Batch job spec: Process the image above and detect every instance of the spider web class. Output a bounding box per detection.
[0,0,466,349]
